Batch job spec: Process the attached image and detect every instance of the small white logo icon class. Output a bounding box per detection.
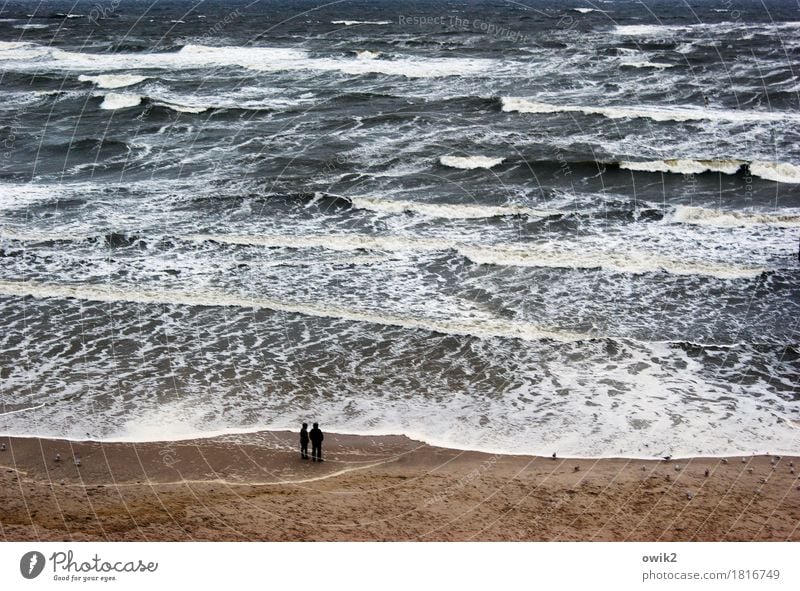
[19,551,46,579]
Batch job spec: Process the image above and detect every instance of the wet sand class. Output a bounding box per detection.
[1,432,798,541]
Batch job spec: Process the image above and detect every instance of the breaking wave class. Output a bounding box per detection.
[457,245,764,280]
[619,159,746,175]
[619,159,800,183]
[331,20,391,25]
[79,74,149,89]
[0,279,589,343]
[501,97,800,124]
[350,196,557,219]
[0,42,494,79]
[439,155,505,169]
[183,233,763,279]
[748,161,800,184]
[672,206,800,228]
[98,93,142,110]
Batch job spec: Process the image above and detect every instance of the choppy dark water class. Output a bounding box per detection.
[0,0,798,456]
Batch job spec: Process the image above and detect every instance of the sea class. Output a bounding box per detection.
[1,0,798,458]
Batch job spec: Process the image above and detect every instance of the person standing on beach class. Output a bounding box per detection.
[309,423,324,462]
[300,423,309,459]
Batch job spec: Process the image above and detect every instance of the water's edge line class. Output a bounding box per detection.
[0,428,795,461]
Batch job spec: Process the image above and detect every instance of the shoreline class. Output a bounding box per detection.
[1,431,799,541]
[1,428,793,461]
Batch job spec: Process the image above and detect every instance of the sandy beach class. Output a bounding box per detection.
[1,432,798,541]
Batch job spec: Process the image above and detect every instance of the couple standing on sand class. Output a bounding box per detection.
[300,422,324,461]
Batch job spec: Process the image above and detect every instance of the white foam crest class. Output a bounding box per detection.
[140,89,313,114]
[144,83,319,113]
[331,20,391,25]
[613,20,800,36]
[501,97,800,123]
[78,73,148,89]
[618,56,673,69]
[458,245,764,280]
[175,44,309,67]
[672,206,800,228]
[355,50,380,59]
[0,42,493,79]
[440,155,504,169]
[0,229,83,242]
[303,54,490,78]
[0,41,50,61]
[0,179,197,212]
[620,159,746,175]
[0,41,34,50]
[350,196,556,219]
[612,24,683,35]
[98,92,142,110]
[13,23,49,29]
[183,233,762,279]
[0,184,64,211]
[184,232,453,253]
[0,279,589,343]
[749,161,800,183]
[0,90,49,108]
[151,100,207,113]
[618,159,800,183]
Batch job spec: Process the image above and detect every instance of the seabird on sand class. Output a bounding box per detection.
[641,466,646,471]
[75,458,81,467]
[704,468,710,477]
[663,455,672,462]
[0,443,5,451]
[748,468,754,473]
[721,458,728,464]
[674,465,681,471]
[551,452,556,460]
[686,491,693,500]
[59,479,65,486]
[742,458,746,463]
[574,466,580,472]
[54,453,61,462]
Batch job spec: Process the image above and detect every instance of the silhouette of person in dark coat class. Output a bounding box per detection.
[300,423,309,459]
[309,423,324,462]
